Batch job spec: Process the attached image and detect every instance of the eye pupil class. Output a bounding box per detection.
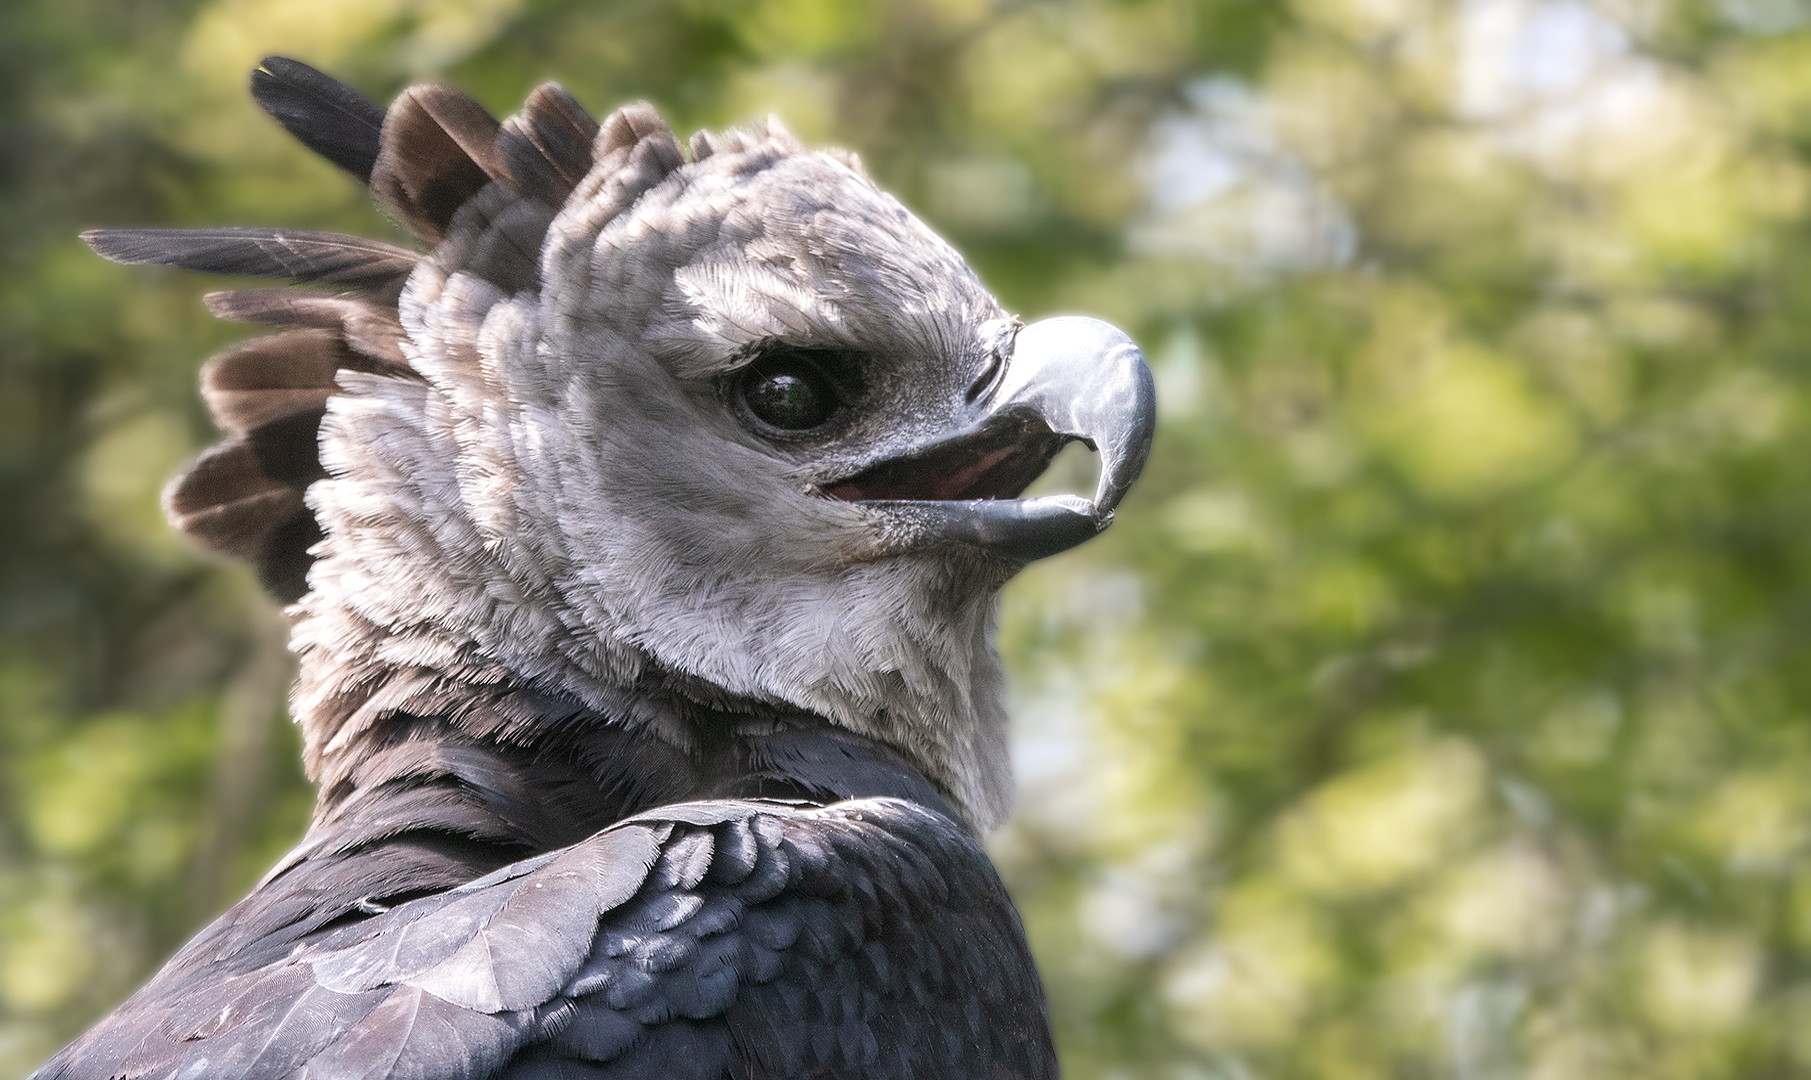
[744,368,832,429]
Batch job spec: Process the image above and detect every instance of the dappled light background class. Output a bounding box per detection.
[6,0,1811,1075]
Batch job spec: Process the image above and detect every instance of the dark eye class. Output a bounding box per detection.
[742,361,836,430]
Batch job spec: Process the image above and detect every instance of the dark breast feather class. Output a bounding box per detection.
[33,797,1056,1080]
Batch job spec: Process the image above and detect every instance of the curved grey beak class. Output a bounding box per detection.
[828,316,1157,563]
[994,317,1156,522]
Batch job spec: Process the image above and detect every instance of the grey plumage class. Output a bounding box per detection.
[49,55,1156,1080]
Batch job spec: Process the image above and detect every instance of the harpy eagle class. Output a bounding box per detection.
[45,58,1155,1080]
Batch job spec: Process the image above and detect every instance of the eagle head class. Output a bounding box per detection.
[89,65,1155,832]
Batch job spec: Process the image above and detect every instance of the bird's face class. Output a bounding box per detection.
[315,117,1153,829]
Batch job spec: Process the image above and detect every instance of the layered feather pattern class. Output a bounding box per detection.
[38,796,1054,1080]
[83,59,607,601]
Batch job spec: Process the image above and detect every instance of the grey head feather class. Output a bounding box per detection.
[299,106,1024,829]
[92,68,1152,833]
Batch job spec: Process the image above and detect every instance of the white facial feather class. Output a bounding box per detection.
[296,112,1019,830]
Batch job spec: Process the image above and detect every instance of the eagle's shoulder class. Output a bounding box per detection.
[34,797,1055,1080]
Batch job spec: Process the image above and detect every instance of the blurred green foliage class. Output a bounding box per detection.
[8,0,1811,1076]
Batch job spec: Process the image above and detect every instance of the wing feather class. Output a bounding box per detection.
[174,977,389,1080]
[35,799,1054,1080]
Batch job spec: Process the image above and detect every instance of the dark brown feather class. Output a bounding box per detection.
[165,413,327,603]
[204,388,334,435]
[166,441,297,528]
[523,84,600,185]
[461,197,553,294]
[176,329,382,596]
[495,123,567,209]
[259,514,326,603]
[179,321,412,600]
[413,86,507,182]
[243,409,330,484]
[371,86,503,244]
[169,485,308,558]
[205,288,356,330]
[202,329,347,392]
[497,83,598,205]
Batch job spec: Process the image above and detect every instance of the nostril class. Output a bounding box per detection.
[965,350,1005,404]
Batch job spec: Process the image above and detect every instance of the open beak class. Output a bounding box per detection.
[822,317,1156,563]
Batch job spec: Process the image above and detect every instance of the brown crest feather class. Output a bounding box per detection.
[131,68,710,604]
[202,329,352,392]
[174,327,396,599]
[596,102,684,173]
[168,440,293,519]
[205,292,411,369]
[372,85,503,244]
[413,85,507,182]
[205,288,359,330]
[166,421,326,602]
[203,387,334,435]
[164,436,316,601]
[170,489,309,562]
[503,83,599,200]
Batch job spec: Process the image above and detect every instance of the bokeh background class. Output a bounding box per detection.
[8,0,1811,1075]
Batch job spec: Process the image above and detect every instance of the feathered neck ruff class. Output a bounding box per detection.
[259,93,1019,831]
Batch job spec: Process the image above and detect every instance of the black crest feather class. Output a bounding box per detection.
[251,57,386,182]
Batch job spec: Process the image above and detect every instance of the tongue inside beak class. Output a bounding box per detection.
[819,412,1074,504]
